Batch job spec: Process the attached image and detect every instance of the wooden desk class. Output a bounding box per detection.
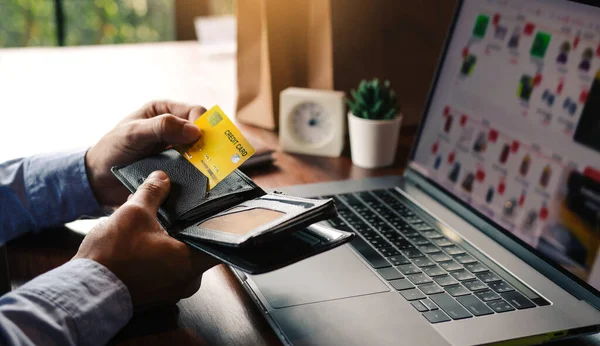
[2,42,599,345]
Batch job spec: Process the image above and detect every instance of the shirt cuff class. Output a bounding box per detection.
[25,149,102,229]
[16,259,133,345]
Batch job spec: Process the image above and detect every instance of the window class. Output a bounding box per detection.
[0,0,174,48]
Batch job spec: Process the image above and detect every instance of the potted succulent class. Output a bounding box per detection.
[346,79,402,168]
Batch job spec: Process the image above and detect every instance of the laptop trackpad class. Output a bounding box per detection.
[249,245,389,308]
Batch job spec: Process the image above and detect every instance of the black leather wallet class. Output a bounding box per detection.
[111,149,354,274]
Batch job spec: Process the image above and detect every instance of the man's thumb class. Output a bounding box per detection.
[129,171,170,212]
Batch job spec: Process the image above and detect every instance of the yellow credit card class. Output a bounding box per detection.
[177,105,255,189]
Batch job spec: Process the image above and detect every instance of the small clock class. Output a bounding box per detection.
[279,87,345,157]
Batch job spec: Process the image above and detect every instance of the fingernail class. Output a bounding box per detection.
[182,123,201,141]
[149,170,168,181]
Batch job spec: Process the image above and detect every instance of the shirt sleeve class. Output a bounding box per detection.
[0,150,102,245]
[0,259,133,346]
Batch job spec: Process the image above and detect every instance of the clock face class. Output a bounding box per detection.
[290,102,333,145]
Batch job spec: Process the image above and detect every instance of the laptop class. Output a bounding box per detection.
[233,0,600,344]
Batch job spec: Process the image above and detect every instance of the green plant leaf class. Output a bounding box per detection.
[350,89,365,108]
[384,108,397,120]
[348,78,400,120]
[371,99,383,116]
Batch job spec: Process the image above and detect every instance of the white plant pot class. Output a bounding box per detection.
[348,112,403,168]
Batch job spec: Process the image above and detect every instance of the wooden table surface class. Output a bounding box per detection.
[2,42,599,345]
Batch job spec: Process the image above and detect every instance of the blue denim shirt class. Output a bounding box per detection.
[0,150,133,345]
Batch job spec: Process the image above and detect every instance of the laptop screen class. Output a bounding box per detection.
[410,0,600,290]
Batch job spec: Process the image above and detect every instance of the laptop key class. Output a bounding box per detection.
[454,254,477,264]
[397,264,421,275]
[391,238,414,250]
[353,228,375,237]
[373,188,392,196]
[411,223,434,231]
[357,191,376,201]
[422,310,451,323]
[411,300,429,312]
[476,271,502,283]
[439,260,463,272]
[429,293,472,320]
[433,238,454,247]
[456,295,494,316]
[362,232,380,240]
[488,299,516,313]
[422,230,444,239]
[412,257,436,268]
[463,280,488,292]
[380,247,400,257]
[379,228,397,237]
[401,248,425,258]
[400,288,427,301]
[419,283,445,295]
[450,270,476,281]
[445,285,471,297]
[422,265,447,277]
[400,229,421,237]
[419,244,442,254]
[390,278,414,291]
[475,289,502,302]
[404,216,421,224]
[387,255,411,266]
[384,232,400,240]
[327,217,346,228]
[433,275,460,287]
[443,245,466,256]
[369,238,392,250]
[421,298,439,310]
[429,253,452,263]
[377,267,403,281]
[407,273,433,285]
[488,281,514,293]
[501,291,535,309]
[464,262,489,273]
[407,235,430,245]
[349,237,391,269]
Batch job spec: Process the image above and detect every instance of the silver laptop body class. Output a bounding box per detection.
[235,0,600,344]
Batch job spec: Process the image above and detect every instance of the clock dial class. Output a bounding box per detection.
[290,102,333,145]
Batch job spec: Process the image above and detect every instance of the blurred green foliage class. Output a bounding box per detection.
[0,0,174,47]
[0,0,57,47]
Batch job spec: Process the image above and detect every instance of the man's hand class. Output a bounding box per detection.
[86,101,206,206]
[74,171,219,311]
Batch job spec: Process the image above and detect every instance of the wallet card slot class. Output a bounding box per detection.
[259,196,316,209]
[176,169,265,226]
[176,194,335,246]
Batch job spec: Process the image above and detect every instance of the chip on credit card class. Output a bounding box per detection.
[177,105,255,189]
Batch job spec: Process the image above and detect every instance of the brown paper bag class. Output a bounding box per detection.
[236,0,312,129]
[236,0,456,130]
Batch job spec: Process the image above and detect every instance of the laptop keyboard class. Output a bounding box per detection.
[321,188,544,324]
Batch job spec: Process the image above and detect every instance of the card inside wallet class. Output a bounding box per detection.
[111,149,354,274]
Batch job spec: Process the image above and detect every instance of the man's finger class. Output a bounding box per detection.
[125,114,202,149]
[127,101,207,122]
[180,276,203,299]
[148,101,207,122]
[187,106,206,123]
[129,171,171,213]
